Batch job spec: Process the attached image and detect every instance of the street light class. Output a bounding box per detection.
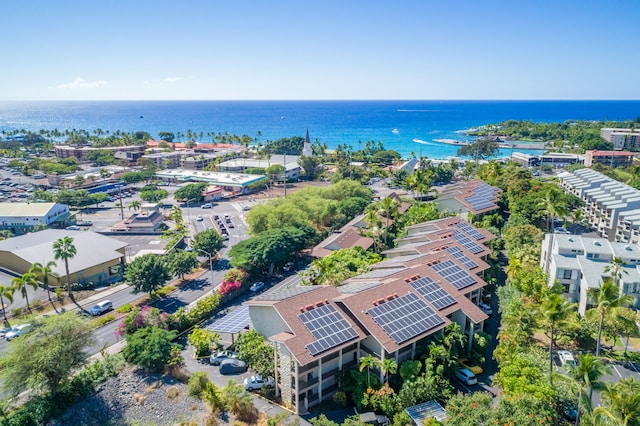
[197,248,213,282]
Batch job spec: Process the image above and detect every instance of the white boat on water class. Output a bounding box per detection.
[392,128,399,134]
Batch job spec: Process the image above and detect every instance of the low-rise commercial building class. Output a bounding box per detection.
[584,150,635,168]
[0,202,71,235]
[0,229,127,287]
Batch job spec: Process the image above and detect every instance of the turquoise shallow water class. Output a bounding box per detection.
[0,100,638,158]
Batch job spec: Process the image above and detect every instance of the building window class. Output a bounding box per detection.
[563,270,572,280]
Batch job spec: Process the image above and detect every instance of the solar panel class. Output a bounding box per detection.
[299,304,359,356]
[446,246,478,270]
[454,221,485,240]
[368,293,445,344]
[431,259,478,290]
[452,230,484,254]
[209,305,250,334]
[406,400,448,423]
[409,277,457,310]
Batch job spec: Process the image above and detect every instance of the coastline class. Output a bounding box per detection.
[433,138,546,150]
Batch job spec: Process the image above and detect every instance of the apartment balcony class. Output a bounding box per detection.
[296,376,320,392]
[298,360,319,375]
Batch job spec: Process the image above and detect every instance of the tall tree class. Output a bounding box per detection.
[125,253,171,296]
[11,272,38,313]
[0,284,14,326]
[380,358,398,384]
[29,261,58,306]
[53,236,77,298]
[587,279,634,356]
[540,293,575,383]
[359,354,378,387]
[565,353,609,426]
[536,187,567,232]
[593,378,640,426]
[0,313,95,397]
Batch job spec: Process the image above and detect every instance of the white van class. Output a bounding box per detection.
[558,350,576,368]
[89,300,113,316]
[455,368,478,385]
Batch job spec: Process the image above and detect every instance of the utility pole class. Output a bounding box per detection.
[197,248,213,283]
[118,183,124,220]
[283,152,287,198]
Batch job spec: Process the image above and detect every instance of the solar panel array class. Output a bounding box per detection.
[446,246,478,270]
[464,184,498,211]
[368,293,444,344]
[405,400,448,423]
[431,259,478,290]
[452,230,484,254]
[454,221,485,240]
[209,305,250,334]
[409,277,457,310]
[299,304,359,356]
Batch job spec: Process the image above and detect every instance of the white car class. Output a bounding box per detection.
[558,350,577,368]
[244,375,275,391]
[210,350,238,366]
[196,215,204,222]
[6,323,32,341]
[202,203,213,209]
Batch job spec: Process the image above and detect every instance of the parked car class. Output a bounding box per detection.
[479,303,493,315]
[202,203,213,209]
[459,358,483,375]
[558,350,577,368]
[250,281,265,292]
[89,300,113,316]
[0,326,11,338]
[554,227,570,234]
[219,359,247,375]
[210,350,238,366]
[454,368,477,386]
[66,225,81,230]
[244,375,275,391]
[6,324,32,341]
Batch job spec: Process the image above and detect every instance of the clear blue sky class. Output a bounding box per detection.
[2,0,639,101]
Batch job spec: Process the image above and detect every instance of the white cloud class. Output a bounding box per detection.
[56,78,107,90]
[163,77,181,83]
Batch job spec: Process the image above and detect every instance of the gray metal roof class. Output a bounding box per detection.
[0,229,127,276]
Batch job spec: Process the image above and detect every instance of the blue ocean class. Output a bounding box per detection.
[1,100,639,158]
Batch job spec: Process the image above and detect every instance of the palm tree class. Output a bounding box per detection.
[565,353,609,426]
[587,279,634,356]
[571,209,583,235]
[53,236,77,298]
[540,293,576,382]
[593,378,640,426]
[380,358,398,383]
[359,354,378,387]
[0,284,15,326]
[30,261,58,307]
[537,187,567,232]
[605,256,629,282]
[377,196,400,245]
[129,200,141,212]
[11,272,38,313]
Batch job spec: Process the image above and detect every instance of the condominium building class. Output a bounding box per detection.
[434,180,501,219]
[245,217,493,414]
[559,168,640,241]
[601,128,640,151]
[540,232,640,315]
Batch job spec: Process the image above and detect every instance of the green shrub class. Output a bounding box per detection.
[188,372,210,399]
[333,391,347,407]
[187,326,220,357]
[116,303,134,314]
[93,313,115,327]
